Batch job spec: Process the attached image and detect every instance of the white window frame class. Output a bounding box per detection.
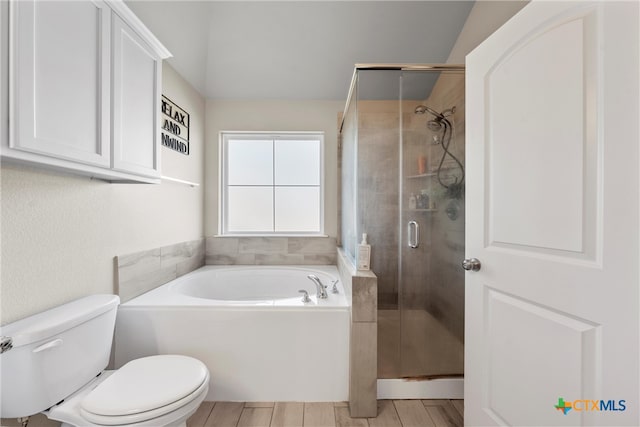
[219,131,325,236]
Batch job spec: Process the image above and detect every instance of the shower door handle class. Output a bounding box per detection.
[408,221,419,248]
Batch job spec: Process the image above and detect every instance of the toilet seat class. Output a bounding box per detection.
[80,355,209,426]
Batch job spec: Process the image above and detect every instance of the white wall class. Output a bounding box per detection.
[447,0,529,63]
[204,100,343,238]
[162,64,205,186]
[0,63,205,325]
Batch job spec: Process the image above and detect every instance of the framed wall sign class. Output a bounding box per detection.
[160,95,190,155]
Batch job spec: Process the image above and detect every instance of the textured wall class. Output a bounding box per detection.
[0,63,205,325]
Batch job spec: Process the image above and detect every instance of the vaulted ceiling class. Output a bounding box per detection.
[125,1,474,100]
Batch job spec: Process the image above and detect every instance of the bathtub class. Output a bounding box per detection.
[114,265,350,402]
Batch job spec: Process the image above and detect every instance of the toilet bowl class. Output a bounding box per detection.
[0,295,211,427]
[48,355,210,427]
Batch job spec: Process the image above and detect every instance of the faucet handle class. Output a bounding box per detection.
[331,279,339,294]
[298,290,311,303]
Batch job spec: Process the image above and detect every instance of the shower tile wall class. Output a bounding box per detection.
[357,101,401,309]
[422,73,465,344]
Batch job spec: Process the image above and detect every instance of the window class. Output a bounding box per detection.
[220,132,324,235]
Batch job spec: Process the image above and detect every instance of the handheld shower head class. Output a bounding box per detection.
[415,104,465,190]
[414,105,445,120]
[415,104,455,135]
[414,105,427,114]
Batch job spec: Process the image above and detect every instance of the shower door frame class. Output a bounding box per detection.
[339,64,465,133]
[341,64,466,399]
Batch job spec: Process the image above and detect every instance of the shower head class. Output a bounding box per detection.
[414,105,427,114]
[427,120,444,132]
[414,105,445,120]
[415,104,457,134]
[415,105,445,132]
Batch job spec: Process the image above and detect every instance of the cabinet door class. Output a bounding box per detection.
[10,0,110,167]
[111,15,161,178]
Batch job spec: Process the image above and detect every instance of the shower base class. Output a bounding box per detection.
[378,378,463,399]
[377,309,464,398]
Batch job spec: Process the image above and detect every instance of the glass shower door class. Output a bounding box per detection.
[399,70,465,378]
[351,68,465,380]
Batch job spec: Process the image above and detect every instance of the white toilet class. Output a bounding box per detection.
[0,294,210,427]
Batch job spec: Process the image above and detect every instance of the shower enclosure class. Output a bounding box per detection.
[340,65,465,382]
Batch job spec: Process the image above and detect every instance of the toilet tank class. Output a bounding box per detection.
[0,294,120,418]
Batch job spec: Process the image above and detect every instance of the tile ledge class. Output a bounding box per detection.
[354,269,377,278]
[212,234,330,238]
[337,247,378,279]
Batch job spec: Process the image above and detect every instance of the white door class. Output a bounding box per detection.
[10,0,111,166]
[465,1,638,426]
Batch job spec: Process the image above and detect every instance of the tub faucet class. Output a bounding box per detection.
[307,274,328,299]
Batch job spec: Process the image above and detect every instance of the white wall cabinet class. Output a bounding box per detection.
[111,14,162,178]
[2,0,170,183]
[9,0,111,168]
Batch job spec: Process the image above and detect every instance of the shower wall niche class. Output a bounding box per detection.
[340,67,465,380]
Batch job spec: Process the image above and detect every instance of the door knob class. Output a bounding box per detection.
[462,258,481,271]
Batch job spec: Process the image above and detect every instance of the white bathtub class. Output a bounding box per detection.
[114,265,350,402]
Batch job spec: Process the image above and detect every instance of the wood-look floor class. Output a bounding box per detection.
[187,400,463,427]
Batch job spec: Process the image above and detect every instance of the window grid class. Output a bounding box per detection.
[220,132,324,236]
[272,141,275,232]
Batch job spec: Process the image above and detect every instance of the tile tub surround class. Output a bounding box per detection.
[116,238,205,302]
[337,248,378,418]
[206,236,337,265]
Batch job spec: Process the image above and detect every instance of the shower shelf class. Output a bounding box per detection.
[406,172,437,179]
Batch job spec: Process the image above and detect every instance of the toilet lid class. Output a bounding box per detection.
[81,355,208,417]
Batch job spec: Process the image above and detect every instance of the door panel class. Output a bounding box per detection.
[488,17,588,253]
[486,8,601,262]
[466,1,638,426]
[485,288,600,426]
